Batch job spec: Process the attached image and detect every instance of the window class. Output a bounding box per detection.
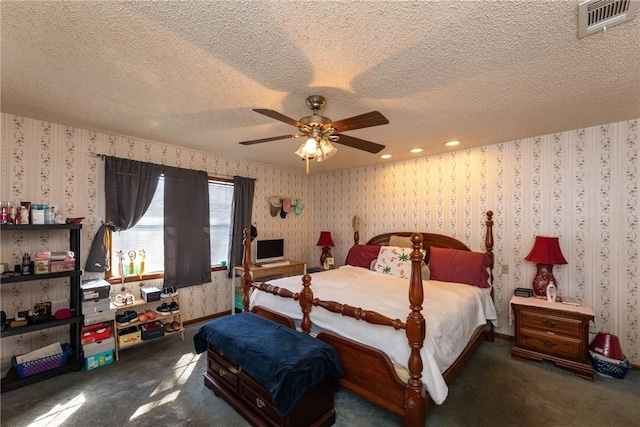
[108,176,233,281]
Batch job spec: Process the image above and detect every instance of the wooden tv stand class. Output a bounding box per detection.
[231,261,306,313]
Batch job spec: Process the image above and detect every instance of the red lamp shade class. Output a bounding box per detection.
[524,236,568,265]
[316,231,335,267]
[525,236,567,298]
[316,231,335,248]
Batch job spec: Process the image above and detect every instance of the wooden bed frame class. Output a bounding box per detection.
[239,211,495,427]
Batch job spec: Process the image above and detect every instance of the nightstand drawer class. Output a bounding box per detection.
[520,328,582,360]
[520,309,581,338]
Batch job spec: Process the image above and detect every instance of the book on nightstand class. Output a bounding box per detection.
[559,296,581,306]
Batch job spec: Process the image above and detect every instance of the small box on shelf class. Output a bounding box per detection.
[140,321,164,340]
[81,278,110,301]
[81,322,112,345]
[81,298,111,315]
[34,259,50,274]
[83,337,115,371]
[140,287,162,302]
[84,307,116,326]
[50,260,75,272]
[85,349,114,371]
[117,326,141,347]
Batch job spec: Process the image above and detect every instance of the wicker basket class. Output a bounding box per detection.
[12,343,71,378]
[589,351,630,379]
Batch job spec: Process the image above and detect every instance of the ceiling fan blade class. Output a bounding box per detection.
[330,111,389,132]
[253,109,302,127]
[334,133,386,154]
[239,134,299,145]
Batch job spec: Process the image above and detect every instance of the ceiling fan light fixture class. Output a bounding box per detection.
[295,137,337,161]
[315,139,337,162]
[241,95,389,172]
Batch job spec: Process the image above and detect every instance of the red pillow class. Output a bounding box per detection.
[429,247,491,288]
[345,245,382,269]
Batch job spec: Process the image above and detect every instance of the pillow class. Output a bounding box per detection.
[375,246,414,279]
[421,263,431,280]
[345,245,382,269]
[372,258,430,279]
[428,247,491,288]
[388,235,413,248]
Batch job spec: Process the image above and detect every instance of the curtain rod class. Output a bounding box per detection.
[90,153,244,181]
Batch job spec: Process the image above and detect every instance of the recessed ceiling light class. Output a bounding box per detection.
[409,147,424,153]
[380,154,392,159]
[445,140,461,147]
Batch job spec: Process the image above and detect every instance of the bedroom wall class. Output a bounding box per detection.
[2,113,638,370]
[313,119,639,366]
[0,113,314,372]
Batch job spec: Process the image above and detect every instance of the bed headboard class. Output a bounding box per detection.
[361,211,495,283]
[365,232,471,251]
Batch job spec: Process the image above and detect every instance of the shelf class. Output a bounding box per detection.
[0,223,82,231]
[1,352,82,392]
[0,223,83,392]
[112,295,178,312]
[114,311,181,330]
[1,270,83,284]
[112,294,183,360]
[1,316,83,337]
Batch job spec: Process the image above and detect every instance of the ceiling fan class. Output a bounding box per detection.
[238,95,389,172]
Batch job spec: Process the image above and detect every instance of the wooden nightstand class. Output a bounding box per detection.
[510,296,594,380]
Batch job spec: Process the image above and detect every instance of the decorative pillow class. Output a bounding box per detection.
[375,246,414,279]
[388,235,413,248]
[345,245,382,269]
[373,257,430,279]
[429,247,491,288]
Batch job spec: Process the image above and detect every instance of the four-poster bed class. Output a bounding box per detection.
[200,211,496,426]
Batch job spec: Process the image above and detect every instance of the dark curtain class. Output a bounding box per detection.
[105,157,163,231]
[227,176,255,277]
[86,157,162,272]
[163,166,211,287]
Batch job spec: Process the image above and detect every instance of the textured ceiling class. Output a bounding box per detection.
[2,1,639,175]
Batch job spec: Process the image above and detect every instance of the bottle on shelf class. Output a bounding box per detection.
[20,206,29,224]
[21,253,31,275]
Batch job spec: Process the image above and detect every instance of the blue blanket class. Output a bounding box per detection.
[193,312,343,416]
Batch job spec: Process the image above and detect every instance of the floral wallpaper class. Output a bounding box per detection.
[1,113,638,374]
[313,119,639,366]
[0,113,313,372]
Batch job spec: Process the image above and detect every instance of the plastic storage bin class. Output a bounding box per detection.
[12,343,71,378]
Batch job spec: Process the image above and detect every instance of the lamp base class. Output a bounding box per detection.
[320,247,332,268]
[532,263,557,298]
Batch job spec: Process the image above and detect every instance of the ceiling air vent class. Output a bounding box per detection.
[578,0,638,38]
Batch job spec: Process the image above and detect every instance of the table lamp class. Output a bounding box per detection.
[316,231,335,267]
[524,236,567,298]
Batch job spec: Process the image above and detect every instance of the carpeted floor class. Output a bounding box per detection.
[1,320,638,427]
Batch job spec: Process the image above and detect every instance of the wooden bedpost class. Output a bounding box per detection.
[299,274,313,334]
[484,211,496,342]
[404,232,427,427]
[241,228,253,312]
[485,210,494,286]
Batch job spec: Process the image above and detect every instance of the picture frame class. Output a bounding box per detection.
[324,257,335,270]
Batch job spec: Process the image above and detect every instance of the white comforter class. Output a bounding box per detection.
[249,265,498,405]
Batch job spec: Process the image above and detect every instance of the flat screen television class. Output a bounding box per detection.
[255,239,284,264]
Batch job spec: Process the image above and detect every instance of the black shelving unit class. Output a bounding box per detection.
[1,223,83,392]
